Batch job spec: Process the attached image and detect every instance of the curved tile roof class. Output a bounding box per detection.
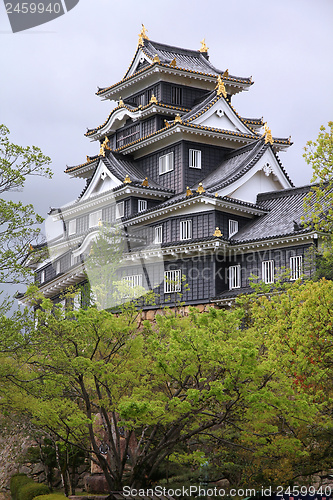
[232,185,315,243]
[198,139,294,193]
[97,39,252,98]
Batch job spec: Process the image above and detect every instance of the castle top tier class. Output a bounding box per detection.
[96,29,253,102]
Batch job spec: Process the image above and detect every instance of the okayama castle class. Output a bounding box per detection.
[23,28,320,310]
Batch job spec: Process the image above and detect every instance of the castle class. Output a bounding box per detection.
[22,28,319,310]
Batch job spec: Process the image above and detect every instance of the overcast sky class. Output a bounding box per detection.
[1,0,332,296]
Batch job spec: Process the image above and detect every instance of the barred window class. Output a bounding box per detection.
[122,274,143,297]
[290,256,303,280]
[154,225,163,244]
[138,199,147,213]
[229,265,241,290]
[180,220,192,240]
[262,260,274,284]
[164,269,181,293]
[171,86,183,106]
[229,220,239,238]
[73,290,81,311]
[89,210,102,228]
[159,152,174,174]
[189,149,201,169]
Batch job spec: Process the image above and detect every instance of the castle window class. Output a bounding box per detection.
[122,274,143,297]
[262,260,274,284]
[154,225,163,244]
[180,220,192,240]
[73,290,81,311]
[159,152,174,174]
[290,256,302,280]
[68,219,76,236]
[116,201,124,219]
[171,86,183,106]
[89,210,102,228]
[229,265,240,290]
[164,269,181,293]
[229,220,239,237]
[189,149,201,169]
[40,270,45,284]
[138,199,147,213]
[56,260,61,275]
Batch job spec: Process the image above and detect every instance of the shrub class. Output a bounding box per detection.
[10,474,33,500]
[18,482,50,500]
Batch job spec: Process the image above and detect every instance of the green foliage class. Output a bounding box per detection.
[4,278,333,488]
[0,124,52,284]
[10,474,33,500]
[302,121,333,233]
[18,482,50,500]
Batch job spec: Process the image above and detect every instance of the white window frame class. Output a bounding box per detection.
[189,149,201,169]
[122,274,143,297]
[116,201,124,219]
[229,265,241,290]
[164,269,182,294]
[290,256,303,280]
[159,152,174,175]
[180,220,192,241]
[89,210,102,228]
[40,270,45,284]
[122,274,143,288]
[154,225,163,244]
[138,199,147,213]
[262,260,274,284]
[73,291,81,311]
[68,219,76,236]
[229,220,239,238]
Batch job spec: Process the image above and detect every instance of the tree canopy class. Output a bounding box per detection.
[0,124,52,284]
[2,279,333,489]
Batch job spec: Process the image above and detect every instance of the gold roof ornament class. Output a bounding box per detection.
[142,177,149,187]
[174,114,182,124]
[98,218,103,227]
[170,58,176,67]
[199,38,209,53]
[149,94,158,104]
[153,54,160,63]
[186,186,193,196]
[164,119,170,128]
[222,69,229,78]
[216,75,227,98]
[213,227,223,237]
[124,174,131,184]
[138,24,148,47]
[196,182,205,194]
[118,97,124,107]
[215,192,219,197]
[99,136,110,157]
[28,243,34,252]
[262,122,274,145]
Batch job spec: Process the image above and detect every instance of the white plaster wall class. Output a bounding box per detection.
[229,170,281,204]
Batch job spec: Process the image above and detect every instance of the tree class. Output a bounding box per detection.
[1,290,291,490]
[302,121,333,233]
[240,278,333,486]
[0,124,52,284]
